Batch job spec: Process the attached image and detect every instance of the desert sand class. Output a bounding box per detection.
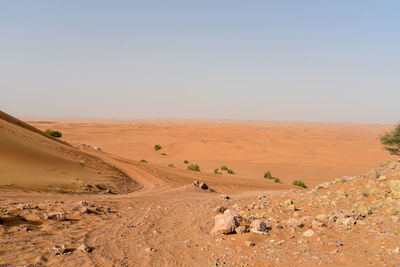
[1,113,400,266]
[30,120,395,187]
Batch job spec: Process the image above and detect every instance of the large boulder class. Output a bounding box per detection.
[211,213,239,235]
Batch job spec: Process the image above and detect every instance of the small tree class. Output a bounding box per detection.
[45,129,62,138]
[264,171,272,179]
[381,124,400,155]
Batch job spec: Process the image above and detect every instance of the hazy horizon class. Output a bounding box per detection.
[1,1,399,123]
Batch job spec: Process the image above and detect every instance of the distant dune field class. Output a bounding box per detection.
[31,120,396,187]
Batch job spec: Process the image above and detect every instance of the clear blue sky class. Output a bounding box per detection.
[1,1,399,122]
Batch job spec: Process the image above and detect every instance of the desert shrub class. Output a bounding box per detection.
[168,163,174,168]
[214,168,221,174]
[221,165,228,171]
[161,153,167,156]
[264,171,272,179]
[292,180,307,188]
[187,164,200,172]
[154,144,162,151]
[184,160,189,164]
[274,178,280,183]
[45,129,62,138]
[140,159,148,163]
[381,124,400,155]
[227,169,235,174]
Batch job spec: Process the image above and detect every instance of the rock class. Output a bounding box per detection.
[394,247,400,253]
[78,244,92,253]
[241,213,254,223]
[389,180,400,198]
[93,146,102,151]
[288,204,296,211]
[282,199,293,207]
[106,189,112,194]
[199,182,208,190]
[245,241,255,246]
[80,201,95,207]
[223,209,237,216]
[213,206,226,213]
[53,245,66,255]
[81,207,90,214]
[285,218,303,228]
[342,217,356,226]
[299,216,313,227]
[311,220,325,229]
[388,162,397,170]
[17,226,32,232]
[235,225,249,234]
[258,195,266,200]
[335,240,344,247]
[352,203,372,218]
[250,219,267,233]
[193,181,200,187]
[44,212,66,221]
[377,175,387,181]
[145,247,157,253]
[220,195,230,200]
[17,204,31,210]
[37,255,47,262]
[315,214,329,224]
[366,169,377,180]
[211,213,240,235]
[303,229,314,237]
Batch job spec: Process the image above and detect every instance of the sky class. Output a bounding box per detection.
[1,1,399,122]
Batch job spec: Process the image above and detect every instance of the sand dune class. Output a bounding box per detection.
[0,111,138,193]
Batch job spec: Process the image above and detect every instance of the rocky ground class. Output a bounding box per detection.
[1,156,400,266]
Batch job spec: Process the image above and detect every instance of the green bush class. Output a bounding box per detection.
[381,124,400,155]
[292,180,307,188]
[264,171,272,179]
[154,144,162,151]
[187,164,200,172]
[227,169,235,174]
[168,163,174,168]
[274,178,280,183]
[140,159,148,163]
[214,168,221,175]
[184,160,189,164]
[45,129,62,138]
[221,165,228,171]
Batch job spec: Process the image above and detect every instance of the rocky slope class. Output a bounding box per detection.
[1,156,400,266]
